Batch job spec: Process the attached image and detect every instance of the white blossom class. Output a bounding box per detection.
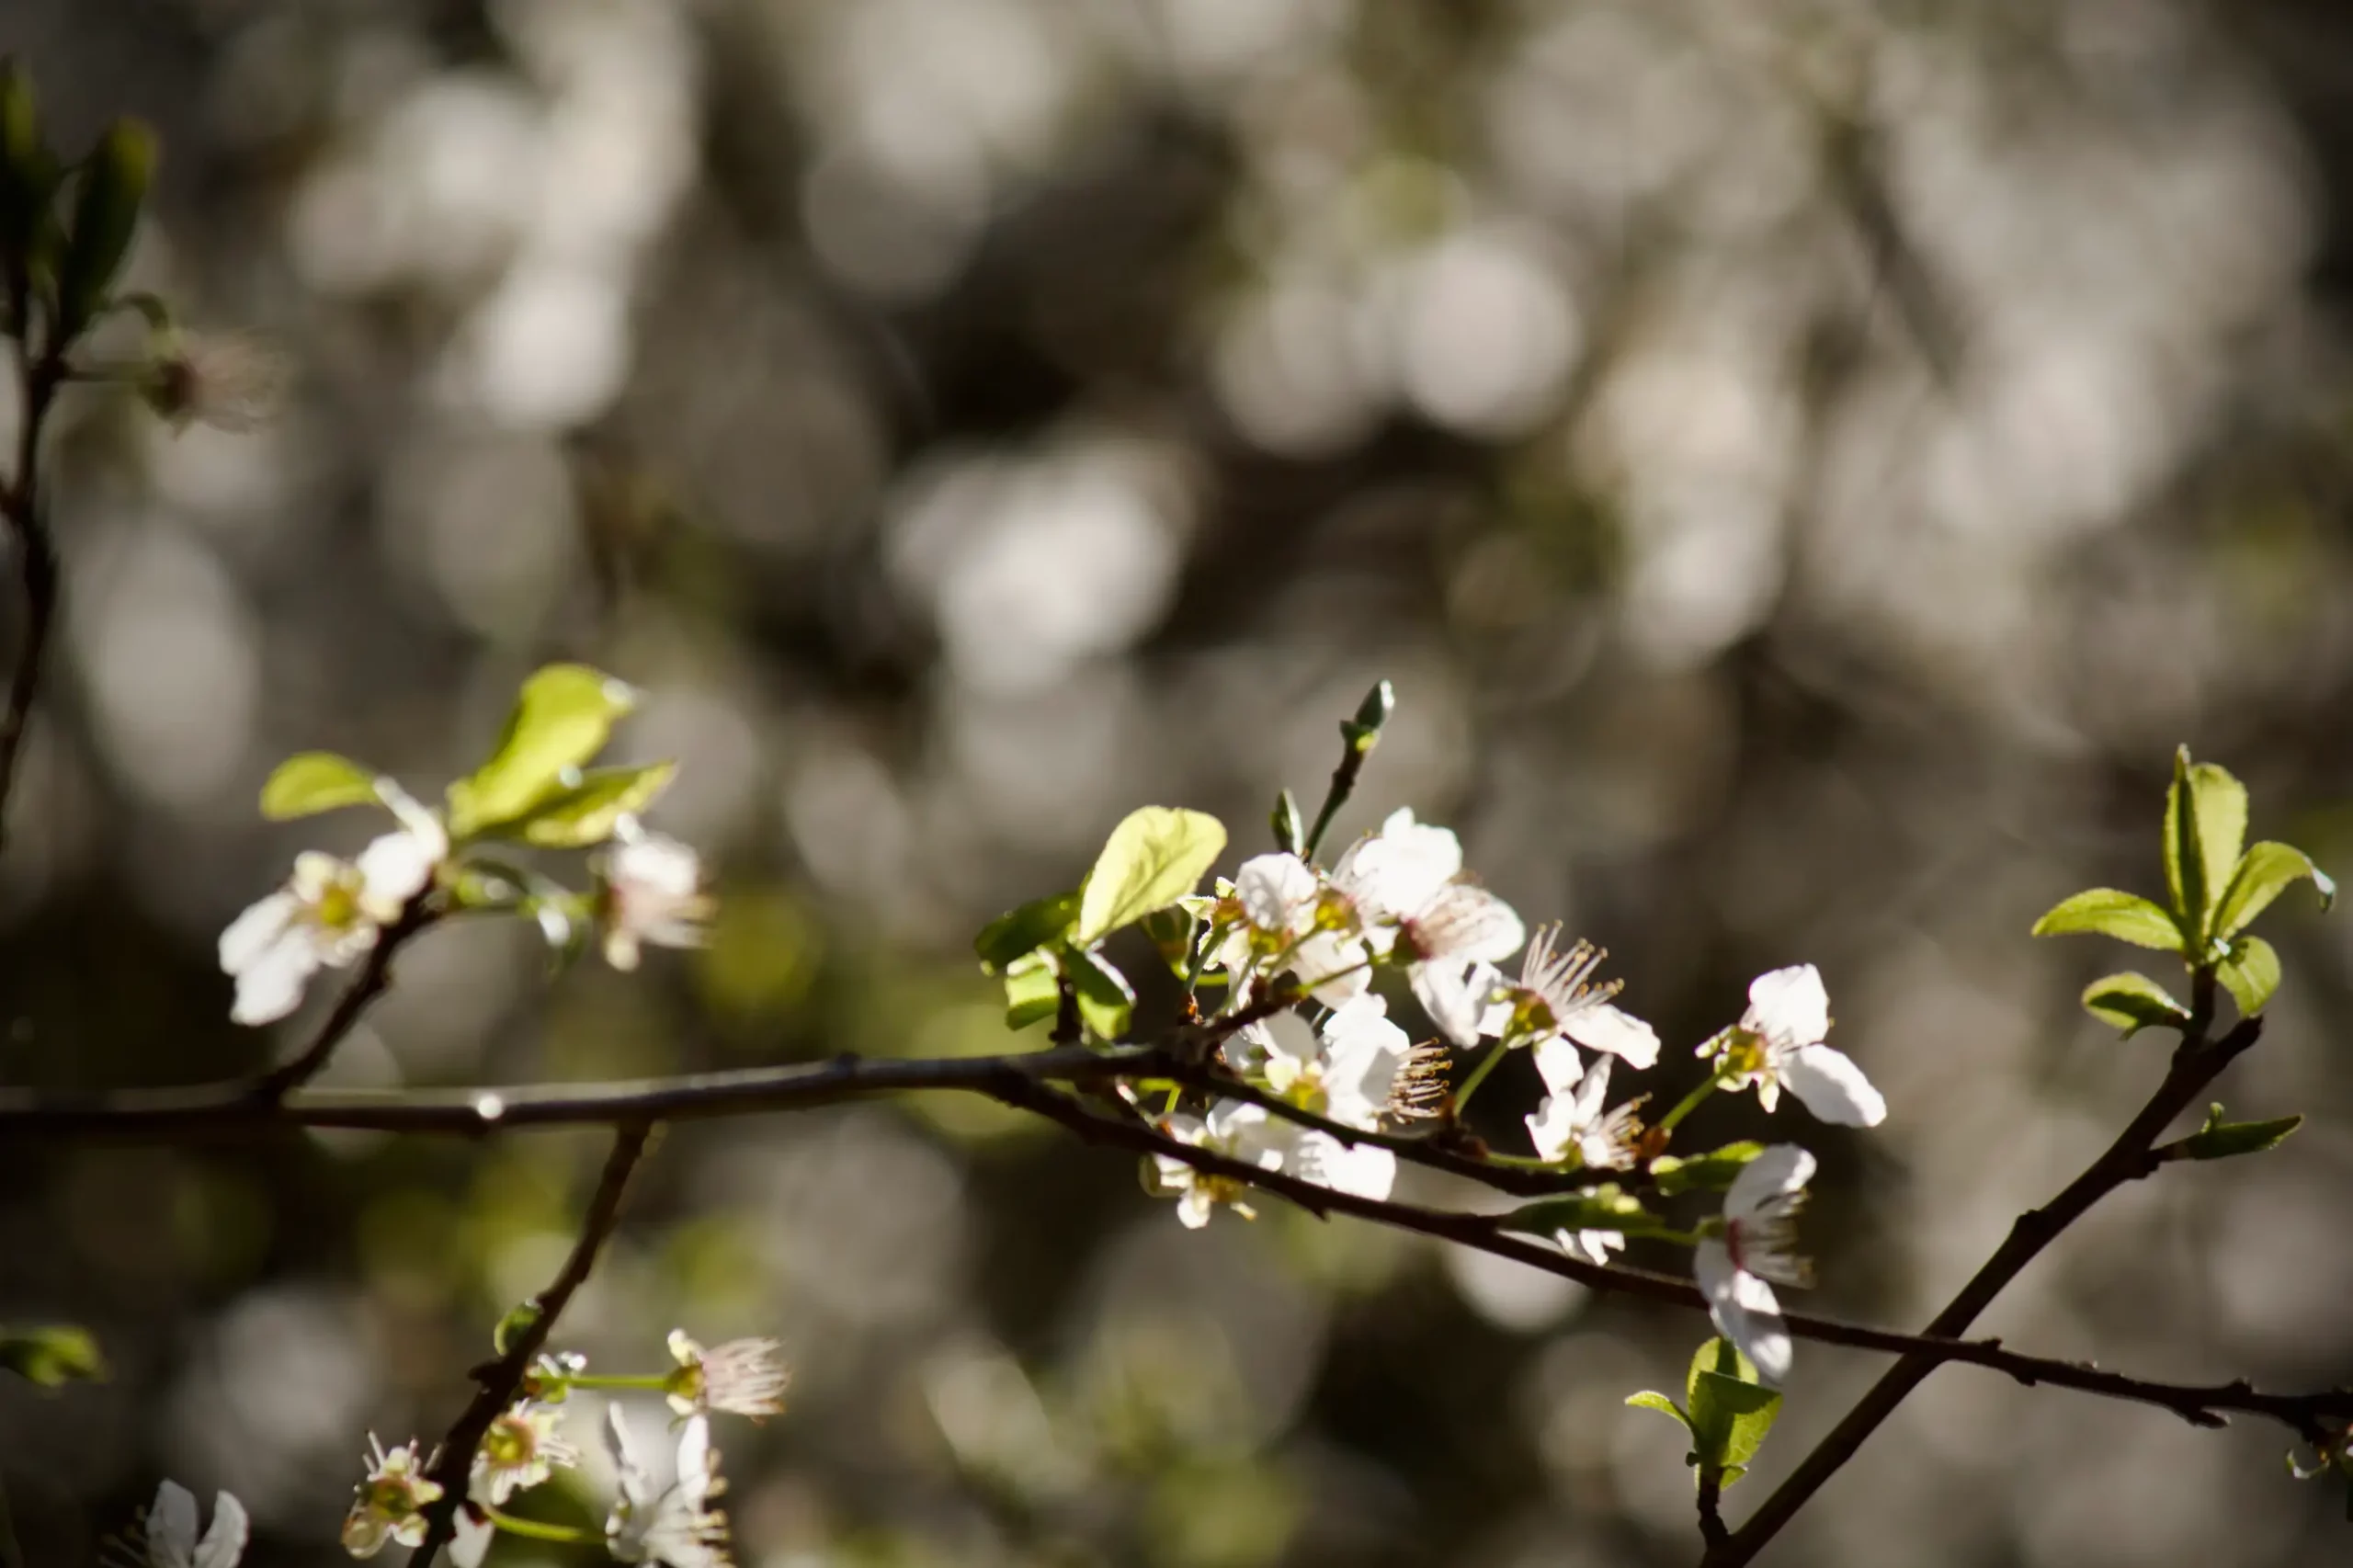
[142,1481,248,1568]
[340,1437,443,1559]
[1329,809,1524,1044]
[219,792,445,1026]
[1704,966,1885,1127]
[1525,1051,1643,1172]
[1486,925,1660,1068]
[1151,1100,1287,1227]
[604,1408,732,1568]
[472,1401,574,1505]
[1693,1144,1816,1384]
[1215,852,1370,1007]
[665,1331,790,1419]
[1231,993,1413,1131]
[597,821,713,971]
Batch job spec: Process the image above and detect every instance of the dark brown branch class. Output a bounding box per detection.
[0,289,64,856]
[1697,1467,1730,1550]
[248,897,435,1101]
[1706,1006,2269,1565]
[409,1123,651,1568]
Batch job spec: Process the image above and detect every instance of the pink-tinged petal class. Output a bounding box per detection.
[1784,1044,1886,1127]
[1532,1034,1585,1096]
[218,892,299,975]
[230,933,320,1026]
[1725,1143,1816,1221]
[1744,964,1829,1052]
[1563,1002,1660,1070]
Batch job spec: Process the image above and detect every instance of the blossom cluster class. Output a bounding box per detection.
[335,1332,785,1568]
[1154,806,1889,1382]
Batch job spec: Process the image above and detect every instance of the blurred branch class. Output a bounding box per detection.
[1705,1003,2268,1566]
[0,260,63,856]
[1696,1466,1730,1551]
[247,897,436,1101]
[410,1122,652,1568]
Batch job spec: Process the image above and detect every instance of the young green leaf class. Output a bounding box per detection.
[1649,1142,1768,1197]
[974,891,1081,973]
[492,1301,543,1358]
[2172,1103,2302,1162]
[1138,904,1199,980]
[1065,944,1136,1040]
[1626,1389,1694,1437]
[1497,1184,1669,1238]
[1688,1339,1782,1484]
[1270,789,1305,855]
[494,762,676,848]
[1074,806,1228,944]
[2079,971,2190,1037]
[259,751,382,820]
[2216,934,2282,1017]
[1002,949,1061,1030]
[55,119,153,339]
[0,1325,104,1388]
[2213,841,2336,941]
[446,665,638,837]
[2163,748,2247,944]
[2029,888,2185,951]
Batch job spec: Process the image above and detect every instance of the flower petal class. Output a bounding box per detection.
[1525,1095,1574,1163]
[1725,1143,1816,1221]
[148,1482,199,1568]
[1784,1044,1887,1127]
[357,829,437,913]
[230,932,320,1026]
[1695,1239,1792,1383]
[1410,885,1525,964]
[218,892,299,976]
[1531,1034,1584,1096]
[448,1507,494,1568]
[193,1492,249,1568]
[1290,1132,1396,1200]
[1563,1002,1660,1070]
[1411,960,1491,1047]
[1234,852,1317,931]
[1744,964,1829,1053]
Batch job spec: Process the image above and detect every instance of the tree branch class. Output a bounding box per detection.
[409,1122,651,1568]
[248,897,435,1101]
[0,298,64,856]
[1704,1009,2268,1565]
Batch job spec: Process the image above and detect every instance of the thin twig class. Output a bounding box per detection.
[1696,1467,1730,1550]
[1704,1003,2267,1565]
[248,896,435,1101]
[0,286,64,856]
[409,1123,651,1568]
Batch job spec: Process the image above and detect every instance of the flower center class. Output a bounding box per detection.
[1720,1027,1769,1080]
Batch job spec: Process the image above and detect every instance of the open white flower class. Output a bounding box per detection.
[1330,810,1524,1044]
[1216,852,1370,1006]
[142,1481,248,1568]
[1487,925,1660,1069]
[220,801,445,1026]
[1151,1100,1287,1227]
[605,1408,732,1568]
[1525,1052,1643,1172]
[665,1330,790,1420]
[1279,1124,1397,1202]
[1232,993,1413,1131]
[1704,965,1884,1127]
[473,1401,574,1505]
[340,1437,443,1558]
[1693,1144,1816,1384]
[597,821,713,971]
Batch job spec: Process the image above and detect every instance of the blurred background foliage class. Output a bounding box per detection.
[4,0,2353,1563]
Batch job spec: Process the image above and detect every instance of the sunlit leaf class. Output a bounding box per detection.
[2029,888,2185,952]
[2164,747,2247,943]
[2175,1102,2302,1163]
[2213,841,2336,940]
[2079,971,2189,1038]
[1002,949,1061,1031]
[1626,1389,1692,1434]
[259,751,382,820]
[1138,905,1199,980]
[1074,806,1228,944]
[1687,1335,1781,1484]
[0,1325,104,1388]
[495,762,676,848]
[2216,934,2282,1017]
[492,1301,542,1358]
[974,890,1081,973]
[1065,943,1136,1041]
[447,665,638,837]
[1649,1142,1767,1197]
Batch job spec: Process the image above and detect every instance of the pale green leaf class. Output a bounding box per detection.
[1003,949,1061,1031]
[2029,888,2185,951]
[0,1325,105,1388]
[1686,1338,1781,1484]
[447,665,638,837]
[1648,1142,1767,1197]
[2080,971,2189,1038]
[1074,806,1228,943]
[1625,1390,1692,1434]
[259,751,382,820]
[2217,934,2282,1017]
[2164,748,2247,941]
[496,762,675,848]
[974,891,1080,973]
[2175,1102,2302,1162]
[1065,944,1136,1040]
[2213,841,2336,940]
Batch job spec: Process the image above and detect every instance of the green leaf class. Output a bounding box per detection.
[1626,1390,1693,1434]
[974,890,1081,973]
[1270,789,1304,856]
[1497,1184,1674,1239]
[2216,934,2282,1017]
[1685,1338,1782,1484]
[447,665,638,837]
[2164,748,2248,944]
[1065,944,1136,1040]
[1002,949,1061,1031]
[2079,971,2190,1038]
[495,762,676,848]
[55,119,153,339]
[492,1301,543,1358]
[259,751,382,820]
[2213,841,2336,940]
[1138,904,1199,980]
[2174,1102,2302,1163]
[1074,806,1228,944]
[2029,888,2186,952]
[1649,1142,1767,1197]
[0,1325,104,1388]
